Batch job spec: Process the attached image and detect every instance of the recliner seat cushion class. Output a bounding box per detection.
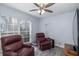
[17,47,34,56]
[37,38,46,43]
[40,41,50,45]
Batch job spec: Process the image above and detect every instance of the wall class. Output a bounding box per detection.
[0,4,40,43]
[40,11,76,48]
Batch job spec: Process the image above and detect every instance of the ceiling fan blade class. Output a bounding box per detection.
[44,9,53,13]
[33,3,40,8]
[29,9,38,11]
[45,3,55,8]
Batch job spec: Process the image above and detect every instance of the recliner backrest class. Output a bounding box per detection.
[1,35,23,52]
[36,33,45,38]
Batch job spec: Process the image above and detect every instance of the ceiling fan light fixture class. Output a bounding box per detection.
[41,9,45,14]
[40,3,44,7]
[38,9,45,14]
[38,10,41,13]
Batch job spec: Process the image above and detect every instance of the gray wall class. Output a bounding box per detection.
[40,11,76,48]
[0,4,40,43]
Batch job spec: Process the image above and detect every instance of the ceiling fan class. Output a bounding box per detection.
[29,3,55,15]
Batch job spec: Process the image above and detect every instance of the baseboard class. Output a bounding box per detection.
[55,44,64,48]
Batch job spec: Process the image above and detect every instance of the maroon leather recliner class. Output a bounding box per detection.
[36,33,52,51]
[1,35,34,56]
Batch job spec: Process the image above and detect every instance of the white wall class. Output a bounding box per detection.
[40,11,76,48]
[0,4,40,43]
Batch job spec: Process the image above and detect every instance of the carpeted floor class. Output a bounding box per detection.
[34,46,65,56]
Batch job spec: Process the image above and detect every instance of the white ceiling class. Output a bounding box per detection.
[3,3,79,18]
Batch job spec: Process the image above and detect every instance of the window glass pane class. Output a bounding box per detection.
[20,23,26,31]
[13,24,19,31]
[25,23,30,31]
[20,21,30,42]
[7,24,13,32]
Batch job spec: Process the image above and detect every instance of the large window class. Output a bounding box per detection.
[0,17,31,43]
[20,20,31,42]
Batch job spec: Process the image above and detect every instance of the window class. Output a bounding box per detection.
[20,21,31,42]
[0,17,31,43]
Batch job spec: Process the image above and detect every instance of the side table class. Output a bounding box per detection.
[64,44,78,56]
[47,38,54,48]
